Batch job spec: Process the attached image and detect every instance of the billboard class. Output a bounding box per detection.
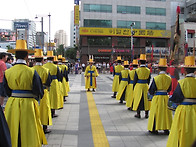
[14,22,29,30]
[74,5,79,25]
[79,27,171,38]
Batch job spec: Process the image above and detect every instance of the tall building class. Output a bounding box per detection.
[79,0,173,64]
[70,10,77,47]
[54,30,67,48]
[12,19,36,48]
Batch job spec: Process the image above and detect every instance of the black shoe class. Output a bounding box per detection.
[52,114,58,118]
[44,129,51,134]
[149,130,158,135]
[164,130,170,135]
[127,107,131,110]
[119,100,123,104]
[92,89,95,92]
[111,95,116,98]
[145,115,149,119]
[87,89,90,92]
[134,114,141,118]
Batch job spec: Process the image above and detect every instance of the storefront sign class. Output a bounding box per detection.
[98,49,112,52]
[94,56,110,59]
[114,49,130,53]
[74,5,79,25]
[80,27,171,38]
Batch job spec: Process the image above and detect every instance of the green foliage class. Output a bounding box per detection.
[57,44,65,56]
[65,47,77,60]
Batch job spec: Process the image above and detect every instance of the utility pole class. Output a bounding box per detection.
[48,13,51,51]
[130,22,135,61]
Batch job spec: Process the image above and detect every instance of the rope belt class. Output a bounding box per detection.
[155,90,168,95]
[11,90,35,98]
[88,71,94,86]
[121,78,128,81]
[137,79,148,84]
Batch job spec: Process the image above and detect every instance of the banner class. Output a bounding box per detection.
[74,5,79,25]
[80,27,171,38]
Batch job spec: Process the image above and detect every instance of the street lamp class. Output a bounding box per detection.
[130,22,135,61]
[35,13,51,51]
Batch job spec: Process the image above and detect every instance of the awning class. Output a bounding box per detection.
[187,29,195,34]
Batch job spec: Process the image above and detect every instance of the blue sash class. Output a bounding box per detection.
[88,71,94,86]
[51,75,57,80]
[129,80,133,84]
[12,90,32,94]
[121,78,128,81]
[115,73,120,76]
[137,79,148,84]
[155,92,168,95]
[181,102,196,105]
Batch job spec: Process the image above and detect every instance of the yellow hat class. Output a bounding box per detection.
[184,56,196,68]
[47,51,54,57]
[139,54,146,60]
[62,57,66,62]
[88,58,94,63]
[58,55,63,59]
[53,56,58,62]
[158,58,167,67]
[124,60,129,66]
[117,56,121,61]
[132,59,138,65]
[8,40,35,54]
[34,49,43,58]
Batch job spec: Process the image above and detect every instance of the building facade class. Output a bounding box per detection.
[79,0,173,64]
[70,10,77,47]
[54,30,67,48]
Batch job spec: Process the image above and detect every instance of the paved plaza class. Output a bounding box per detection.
[44,73,182,147]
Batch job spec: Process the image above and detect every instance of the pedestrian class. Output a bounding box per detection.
[84,57,99,92]
[43,51,62,118]
[132,54,151,118]
[0,52,7,108]
[111,56,124,98]
[167,56,196,147]
[62,58,70,98]
[4,40,47,146]
[33,49,52,134]
[125,59,138,110]
[148,58,172,135]
[167,60,179,95]
[82,63,85,72]
[5,56,13,69]
[116,60,130,103]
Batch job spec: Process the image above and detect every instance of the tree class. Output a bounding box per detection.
[65,47,77,60]
[57,44,65,56]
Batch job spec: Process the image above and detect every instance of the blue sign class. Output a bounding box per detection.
[74,0,79,5]
[14,22,29,30]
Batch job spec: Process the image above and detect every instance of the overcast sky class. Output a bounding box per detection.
[0,0,74,45]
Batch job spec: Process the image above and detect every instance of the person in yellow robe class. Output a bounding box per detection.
[62,57,70,100]
[4,40,47,147]
[84,58,99,92]
[116,61,130,103]
[167,56,196,147]
[125,59,138,110]
[111,56,124,98]
[132,54,151,118]
[43,51,62,117]
[148,58,172,135]
[32,49,52,134]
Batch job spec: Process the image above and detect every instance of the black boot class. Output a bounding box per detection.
[87,88,90,92]
[43,125,51,134]
[92,88,95,92]
[111,92,117,98]
[164,130,169,135]
[145,111,149,118]
[134,110,141,118]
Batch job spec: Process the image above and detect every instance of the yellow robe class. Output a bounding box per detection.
[167,77,196,147]
[33,65,52,126]
[132,66,150,111]
[4,64,47,147]
[116,69,129,100]
[148,73,172,131]
[125,69,136,108]
[84,65,99,89]
[112,65,124,92]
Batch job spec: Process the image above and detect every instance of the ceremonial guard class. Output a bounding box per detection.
[167,60,179,95]
[111,56,124,98]
[116,61,130,103]
[4,40,47,146]
[132,54,151,118]
[84,57,99,92]
[43,51,61,117]
[148,58,172,134]
[125,59,138,109]
[32,49,52,134]
[167,56,196,147]
[62,57,70,98]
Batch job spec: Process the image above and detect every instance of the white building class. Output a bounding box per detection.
[54,30,67,48]
[12,19,36,48]
[70,10,77,47]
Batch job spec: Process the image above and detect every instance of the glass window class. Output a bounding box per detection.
[117,5,140,14]
[84,4,112,13]
[146,7,166,16]
[84,19,112,28]
[146,22,166,30]
[88,36,112,46]
[117,21,141,29]
[146,38,167,47]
